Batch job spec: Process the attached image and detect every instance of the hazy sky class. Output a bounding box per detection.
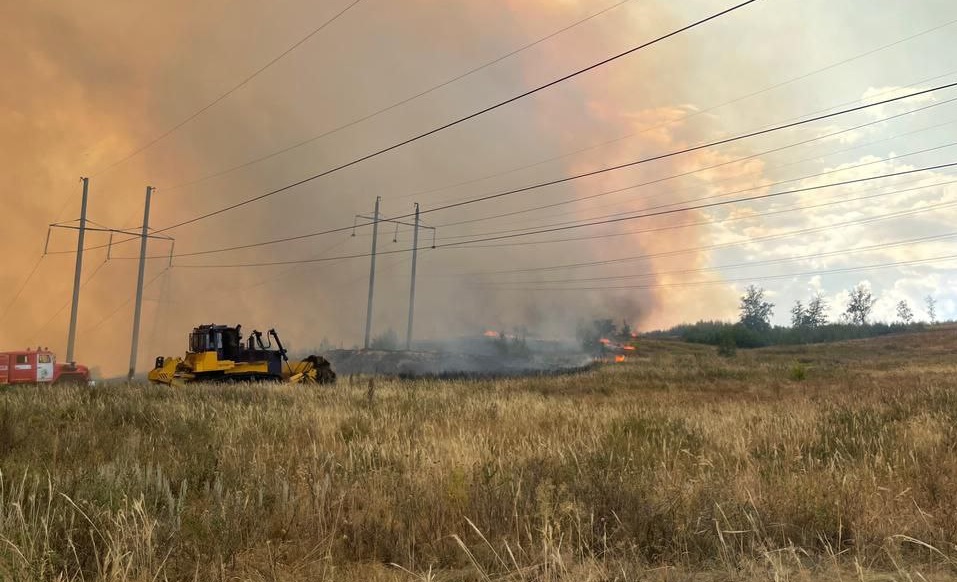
[3,0,957,374]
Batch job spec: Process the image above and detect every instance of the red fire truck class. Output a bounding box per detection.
[0,349,91,385]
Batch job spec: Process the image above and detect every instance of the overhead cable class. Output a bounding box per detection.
[152,0,763,233]
[164,0,636,191]
[92,0,365,176]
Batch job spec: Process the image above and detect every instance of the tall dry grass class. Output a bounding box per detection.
[1,331,957,580]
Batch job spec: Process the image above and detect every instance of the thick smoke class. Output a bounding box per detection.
[0,0,750,376]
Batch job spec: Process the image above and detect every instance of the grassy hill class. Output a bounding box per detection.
[1,328,957,580]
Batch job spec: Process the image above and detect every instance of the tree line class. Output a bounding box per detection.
[649,284,941,349]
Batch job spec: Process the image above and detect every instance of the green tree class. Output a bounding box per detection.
[805,294,828,327]
[896,300,913,324]
[739,285,774,331]
[926,295,938,324]
[845,284,876,325]
[717,330,737,357]
[790,300,806,328]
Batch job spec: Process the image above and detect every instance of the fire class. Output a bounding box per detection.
[623,345,636,351]
[614,355,626,363]
[483,330,499,338]
[599,338,611,345]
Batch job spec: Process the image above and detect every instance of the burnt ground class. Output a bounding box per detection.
[322,348,595,379]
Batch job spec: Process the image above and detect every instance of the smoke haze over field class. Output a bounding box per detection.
[3,0,957,375]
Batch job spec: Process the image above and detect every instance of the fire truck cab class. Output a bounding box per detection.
[0,349,91,385]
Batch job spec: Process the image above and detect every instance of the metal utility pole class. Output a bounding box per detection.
[65,177,89,364]
[128,186,153,381]
[363,196,381,349]
[405,203,420,350]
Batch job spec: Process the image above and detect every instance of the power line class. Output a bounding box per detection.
[249,251,415,295]
[394,45,957,205]
[402,71,955,211]
[44,224,173,255]
[44,209,397,257]
[91,0,364,176]
[116,166,957,268]
[165,224,360,259]
[433,162,957,249]
[152,0,763,233]
[160,134,954,258]
[405,82,957,221]
[481,231,957,286]
[164,0,636,192]
[72,188,957,324]
[84,268,171,335]
[32,259,114,339]
[442,176,957,254]
[109,181,957,267]
[51,13,957,261]
[433,137,957,241]
[122,83,957,262]
[0,256,45,325]
[173,249,396,269]
[79,68,957,260]
[436,178,957,273]
[165,161,957,268]
[10,181,95,319]
[431,102,957,236]
[488,254,957,292]
[56,1,637,249]
[127,251,414,316]
[104,223,405,260]
[160,254,419,341]
[67,67,957,262]
[81,82,957,267]
[242,235,357,290]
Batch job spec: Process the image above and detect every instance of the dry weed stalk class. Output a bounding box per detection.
[0,333,956,580]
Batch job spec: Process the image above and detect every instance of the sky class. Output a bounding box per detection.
[2,0,957,375]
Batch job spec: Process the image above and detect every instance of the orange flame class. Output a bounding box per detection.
[623,345,636,351]
[614,355,626,363]
[483,330,499,338]
[599,338,611,344]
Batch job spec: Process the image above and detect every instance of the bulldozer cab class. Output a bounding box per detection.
[188,325,243,361]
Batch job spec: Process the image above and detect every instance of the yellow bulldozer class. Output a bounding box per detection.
[148,324,336,386]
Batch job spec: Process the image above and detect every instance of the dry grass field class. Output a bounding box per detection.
[2,329,957,581]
